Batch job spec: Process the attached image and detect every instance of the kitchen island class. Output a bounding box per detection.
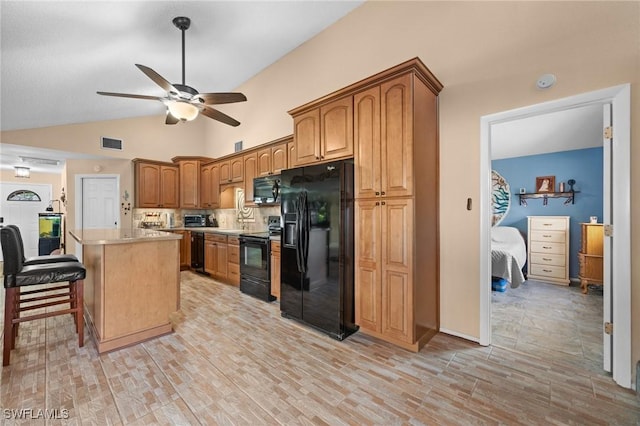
[69,228,182,353]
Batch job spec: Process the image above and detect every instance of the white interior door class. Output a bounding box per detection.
[0,183,51,260]
[81,177,119,229]
[602,104,613,372]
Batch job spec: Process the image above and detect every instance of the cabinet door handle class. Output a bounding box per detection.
[543,234,552,238]
[543,246,552,249]
[381,201,386,205]
[316,156,320,160]
[375,192,380,196]
[543,257,552,261]
[543,269,552,273]
[375,202,380,206]
[381,191,386,195]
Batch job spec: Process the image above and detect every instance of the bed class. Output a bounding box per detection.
[491,226,527,288]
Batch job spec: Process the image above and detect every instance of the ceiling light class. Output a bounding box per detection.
[167,101,199,121]
[19,156,60,166]
[14,166,30,178]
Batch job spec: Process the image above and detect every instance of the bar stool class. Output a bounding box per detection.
[1,226,86,366]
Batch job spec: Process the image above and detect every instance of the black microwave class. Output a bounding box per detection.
[253,175,281,205]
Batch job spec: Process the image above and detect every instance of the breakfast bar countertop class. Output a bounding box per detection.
[69,228,182,245]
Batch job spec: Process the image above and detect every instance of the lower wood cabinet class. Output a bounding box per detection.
[270,240,281,299]
[227,236,240,286]
[171,230,190,270]
[355,197,437,351]
[205,233,228,281]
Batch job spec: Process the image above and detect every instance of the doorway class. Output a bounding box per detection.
[479,85,631,389]
[74,175,120,258]
[0,183,51,260]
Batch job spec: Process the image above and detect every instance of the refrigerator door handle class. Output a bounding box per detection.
[302,190,310,273]
[295,193,304,273]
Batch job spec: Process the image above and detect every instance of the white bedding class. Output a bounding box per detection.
[491,226,527,288]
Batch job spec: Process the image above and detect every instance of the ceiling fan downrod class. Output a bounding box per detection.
[172,16,191,87]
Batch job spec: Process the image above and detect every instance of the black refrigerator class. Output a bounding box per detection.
[280,160,358,340]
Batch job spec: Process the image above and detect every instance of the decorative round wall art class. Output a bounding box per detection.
[491,170,511,226]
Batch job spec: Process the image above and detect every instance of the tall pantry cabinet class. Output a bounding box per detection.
[353,60,442,352]
[291,58,442,352]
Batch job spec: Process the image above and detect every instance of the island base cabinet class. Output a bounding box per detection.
[82,240,180,353]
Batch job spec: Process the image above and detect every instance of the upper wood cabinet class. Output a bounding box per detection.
[200,162,220,209]
[133,160,179,208]
[355,74,413,199]
[219,155,244,184]
[177,160,201,208]
[243,152,257,207]
[288,141,296,169]
[257,140,288,177]
[291,96,353,167]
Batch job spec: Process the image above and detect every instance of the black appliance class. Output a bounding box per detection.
[184,214,206,227]
[253,175,281,205]
[191,232,207,274]
[239,232,273,302]
[280,160,357,340]
[267,215,281,235]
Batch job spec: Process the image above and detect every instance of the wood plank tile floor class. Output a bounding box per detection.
[492,279,605,376]
[1,271,638,425]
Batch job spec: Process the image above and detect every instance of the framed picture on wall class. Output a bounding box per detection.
[535,175,555,193]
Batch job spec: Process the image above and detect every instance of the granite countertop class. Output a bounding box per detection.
[69,228,183,245]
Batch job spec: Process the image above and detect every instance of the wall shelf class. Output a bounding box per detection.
[518,190,579,206]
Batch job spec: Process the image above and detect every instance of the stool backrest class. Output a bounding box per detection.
[1,227,24,277]
[5,225,26,262]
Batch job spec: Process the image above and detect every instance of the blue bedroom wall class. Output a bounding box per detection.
[492,147,603,279]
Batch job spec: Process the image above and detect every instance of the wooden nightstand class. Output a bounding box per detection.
[578,223,603,293]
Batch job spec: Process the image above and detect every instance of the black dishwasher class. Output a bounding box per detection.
[190,232,206,274]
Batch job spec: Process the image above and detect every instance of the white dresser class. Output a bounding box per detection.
[527,216,570,285]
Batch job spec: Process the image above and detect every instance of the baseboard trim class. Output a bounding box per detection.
[440,328,481,344]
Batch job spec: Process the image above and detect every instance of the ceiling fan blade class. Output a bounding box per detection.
[135,64,179,94]
[200,105,240,127]
[165,111,180,125]
[199,92,247,105]
[97,91,163,101]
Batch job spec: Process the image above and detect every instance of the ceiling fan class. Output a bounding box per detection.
[97,16,246,126]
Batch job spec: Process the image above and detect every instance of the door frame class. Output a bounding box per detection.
[478,84,631,388]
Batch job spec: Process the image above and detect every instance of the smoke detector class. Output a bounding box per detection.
[536,74,556,89]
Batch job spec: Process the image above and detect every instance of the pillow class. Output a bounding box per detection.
[491,226,523,244]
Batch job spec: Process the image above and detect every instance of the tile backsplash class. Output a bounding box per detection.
[133,206,280,231]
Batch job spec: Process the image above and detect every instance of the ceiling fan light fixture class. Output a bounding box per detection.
[167,101,199,121]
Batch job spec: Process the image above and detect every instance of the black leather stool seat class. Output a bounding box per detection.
[5,261,86,288]
[25,253,79,265]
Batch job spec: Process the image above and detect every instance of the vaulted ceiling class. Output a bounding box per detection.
[0,1,602,173]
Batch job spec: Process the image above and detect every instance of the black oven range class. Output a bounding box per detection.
[239,231,274,302]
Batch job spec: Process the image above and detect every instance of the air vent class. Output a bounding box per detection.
[101,137,123,151]
[234,141,243,152]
